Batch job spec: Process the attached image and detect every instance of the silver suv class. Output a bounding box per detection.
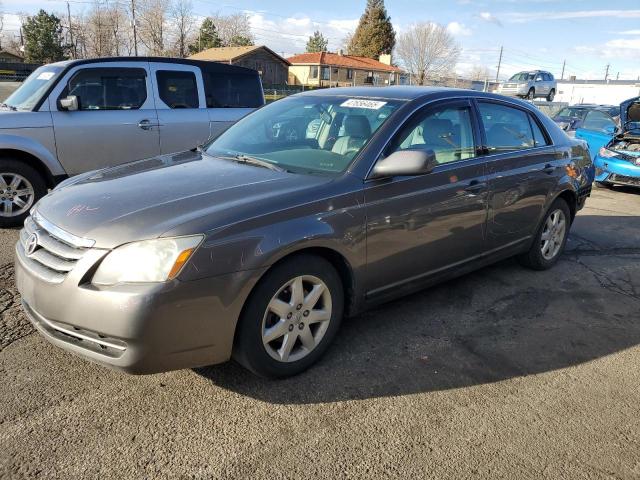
[0,57,263,226]
[498,70,557,102]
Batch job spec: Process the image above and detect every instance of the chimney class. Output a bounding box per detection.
[379,54,392,66]
[338,49,344,56]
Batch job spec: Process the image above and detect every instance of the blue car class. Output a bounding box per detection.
[576,96,640,188]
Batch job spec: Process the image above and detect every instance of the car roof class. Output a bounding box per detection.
[47,56,258,75]
[293,86,536,104]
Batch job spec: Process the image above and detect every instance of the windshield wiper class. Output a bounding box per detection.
[0,103,17,111]
[229,154,286,172]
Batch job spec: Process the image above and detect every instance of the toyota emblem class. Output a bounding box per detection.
[25,233,39,256]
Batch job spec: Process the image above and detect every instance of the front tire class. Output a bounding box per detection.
[233,254,344,378]
[517,198,571,270]
[526,88,535,100]
[0,159,47,228]
[594,181,612,189]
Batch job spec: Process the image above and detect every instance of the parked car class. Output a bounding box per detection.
[576,96,640,188]
[0,57,264,226]
[15,87,594,378]
[553,104,619,137]
[498,70,557,101]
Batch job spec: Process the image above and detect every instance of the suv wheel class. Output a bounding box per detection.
[517,198,571,270]
[0,159,47,228]
[233,254,344,378]
[547,89,555,102]
[526,88,535,100]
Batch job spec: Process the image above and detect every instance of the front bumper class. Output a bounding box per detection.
[15,242,265,374]
[594,154,640,187]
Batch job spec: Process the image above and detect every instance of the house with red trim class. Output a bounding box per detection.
[287,51,403,88]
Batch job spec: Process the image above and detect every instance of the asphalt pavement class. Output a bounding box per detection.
[1,186,639,479]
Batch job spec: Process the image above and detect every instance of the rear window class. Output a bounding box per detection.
[202,71,262,108]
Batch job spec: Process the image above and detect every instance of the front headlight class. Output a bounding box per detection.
[599,147,620,158]
[92,235,203,285]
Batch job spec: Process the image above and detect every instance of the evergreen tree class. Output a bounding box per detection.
[22,10,66,63]
[306,30,328,53]
[347,0,395,59]
[227,35,254,47]
[188,18,221,54]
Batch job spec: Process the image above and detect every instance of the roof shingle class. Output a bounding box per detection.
[287,52,402,73]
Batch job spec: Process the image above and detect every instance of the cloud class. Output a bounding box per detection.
[605,38,640,50]
[505,9,640,23]
[446,21,472,37]
[619,30,640,35]
[247,13,358,56]
[476,12,502,26]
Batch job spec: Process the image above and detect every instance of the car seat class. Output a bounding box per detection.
[332,115,372,155]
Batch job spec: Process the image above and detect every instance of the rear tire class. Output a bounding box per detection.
[547,89,555,102]
[0,159,47,228]
[233,254,344,378]
[517,198,571,270]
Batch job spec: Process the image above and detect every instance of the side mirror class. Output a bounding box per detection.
[59,95,79,111]
[370,149,438,179]
[535,77,543,82]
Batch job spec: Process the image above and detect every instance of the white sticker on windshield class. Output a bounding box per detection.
[340,99,387,110]
[36,72,55,80]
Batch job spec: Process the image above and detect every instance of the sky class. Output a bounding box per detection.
[2,0,640,80]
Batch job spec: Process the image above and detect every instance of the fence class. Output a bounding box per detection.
[0,62,40,81]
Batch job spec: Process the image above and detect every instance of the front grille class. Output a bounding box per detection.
[17,214,92,283]
[609,174,640,186]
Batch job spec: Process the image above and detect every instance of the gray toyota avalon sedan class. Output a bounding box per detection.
[15,87,594,378]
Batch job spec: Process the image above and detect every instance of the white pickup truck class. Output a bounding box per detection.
[0,57,264,226]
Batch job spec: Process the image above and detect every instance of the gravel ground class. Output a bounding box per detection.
[1,186,639,479]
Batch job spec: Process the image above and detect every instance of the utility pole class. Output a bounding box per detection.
[560,59,566,80]
[67,2,75,59]
[604,63,610,82]
[131,0,138,56]
[616,72,619,81]
[495,46,503,83]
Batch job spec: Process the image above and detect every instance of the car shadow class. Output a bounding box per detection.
[195,214,640,404]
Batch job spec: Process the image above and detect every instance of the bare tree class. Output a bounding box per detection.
[137,0,169,55]
[469,65,490,81]
[396,22,460,85]
[210,12,254,47]
[169,0,194,57]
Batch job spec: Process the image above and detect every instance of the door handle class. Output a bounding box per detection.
[138,119,160,130]
[464,181,487,194]
[541,164,556,174]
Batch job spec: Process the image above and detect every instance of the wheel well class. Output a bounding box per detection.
[0,149,58,188]
[557,190,577,222]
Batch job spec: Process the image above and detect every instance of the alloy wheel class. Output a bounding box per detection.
[540,209,566,260]
[0,173,35,217]
[261,275,332,363]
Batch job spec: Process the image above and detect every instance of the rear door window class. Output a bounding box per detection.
[65,68,147,110]
[478,102,539,153]
[202,70,262,108]
[156,70,199,109]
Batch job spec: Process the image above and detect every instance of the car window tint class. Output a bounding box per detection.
[529,115,550,146]
[156,70,199,109]
[390,105,476,164]
[202,71,262,108]
[582,110,615,132]
[66,68,146,111]
[478,102,536,152]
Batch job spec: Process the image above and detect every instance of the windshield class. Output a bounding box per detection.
[509,72,535,82]
[206,95,403,175]
[4,65,64,111]
[556,107,588,119]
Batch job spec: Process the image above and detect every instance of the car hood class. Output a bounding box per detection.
[0,109,53,129]
[34,151,333,248]
[620,96,640,132]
